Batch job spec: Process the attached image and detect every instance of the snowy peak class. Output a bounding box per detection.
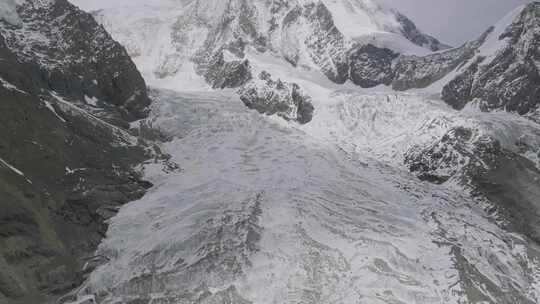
[93,0,445,85]
[441,3,540,116]
[90,0,540,122]
[320,0,447,50]
[90,0,448,123]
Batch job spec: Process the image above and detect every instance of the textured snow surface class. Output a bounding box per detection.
[74,89,540,304]
[0,0,21,26]
[66,1,540,303]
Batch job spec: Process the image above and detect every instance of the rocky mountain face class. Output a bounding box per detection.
[405,123,540,246]
[0,0,151,127]
[442,3,540,114]
[0,1,155,303]
[398,4,540,255]
[238,71,314,123]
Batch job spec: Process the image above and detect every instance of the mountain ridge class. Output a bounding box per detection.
[3,0,540,303]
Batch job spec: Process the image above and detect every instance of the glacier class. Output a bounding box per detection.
[68,88,540,304]
[62,0,540,303]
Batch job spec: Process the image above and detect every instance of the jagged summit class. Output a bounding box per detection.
[442,2,540,115]
[87,0,540,123]
[90,0,448,123]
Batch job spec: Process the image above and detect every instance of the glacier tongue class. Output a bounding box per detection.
[74,89,540,304]
[64,1,540,303]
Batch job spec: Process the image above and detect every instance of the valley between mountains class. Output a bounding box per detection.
[2,1,540,303]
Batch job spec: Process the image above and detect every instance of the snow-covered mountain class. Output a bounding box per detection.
[3,0,540,303]
[90,0,450,122]
[89,0,540,123]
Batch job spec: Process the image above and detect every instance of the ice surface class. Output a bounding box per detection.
[0,0,21,26]
[66,1,540,303]
[75,89,540,304]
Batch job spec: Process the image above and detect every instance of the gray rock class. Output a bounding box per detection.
[442,3,540,115]
[392,29,490,91]
[198,49,253,90]
[238,71,314,124]
[405,125,540,245]
[0,0,151,126]
[0,1,155,303]
[348,44,398,88]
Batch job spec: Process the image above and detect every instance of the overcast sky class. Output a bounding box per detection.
[381,0,531,46]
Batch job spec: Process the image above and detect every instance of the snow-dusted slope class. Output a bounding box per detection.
[88,0,445,92]
[441,3,540,115]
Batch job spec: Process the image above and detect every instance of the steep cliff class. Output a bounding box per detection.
[0,1,154,303]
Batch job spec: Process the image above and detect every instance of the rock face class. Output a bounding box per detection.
[0,0,151,127]
[239,71,314,124]
[395,12,450,51]
[405,126,501,184]
[0,1,154,303]
[200,50,253,90]
[345,2,540,118]
[391,29,491,91]
[348,44,398,88]
[442,3,540,115]
[405,124,540,247]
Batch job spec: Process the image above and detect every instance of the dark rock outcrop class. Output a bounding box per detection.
[0,1,154,303]
[0,0,151,127]
[348,44,398,88]
[238,71,314,124]
[197,49,253,90]
[442,3,540,115]
[392,29,491,91]
[301,2,349,84]
[405,125,540,245]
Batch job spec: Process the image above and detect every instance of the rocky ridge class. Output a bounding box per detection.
[0,1,157,303]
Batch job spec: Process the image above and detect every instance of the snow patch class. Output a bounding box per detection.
[84,95,99,107]
[0,77,27,94]
[43,99,67,123]
[0,157,24,176]
[0,0,21,26]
